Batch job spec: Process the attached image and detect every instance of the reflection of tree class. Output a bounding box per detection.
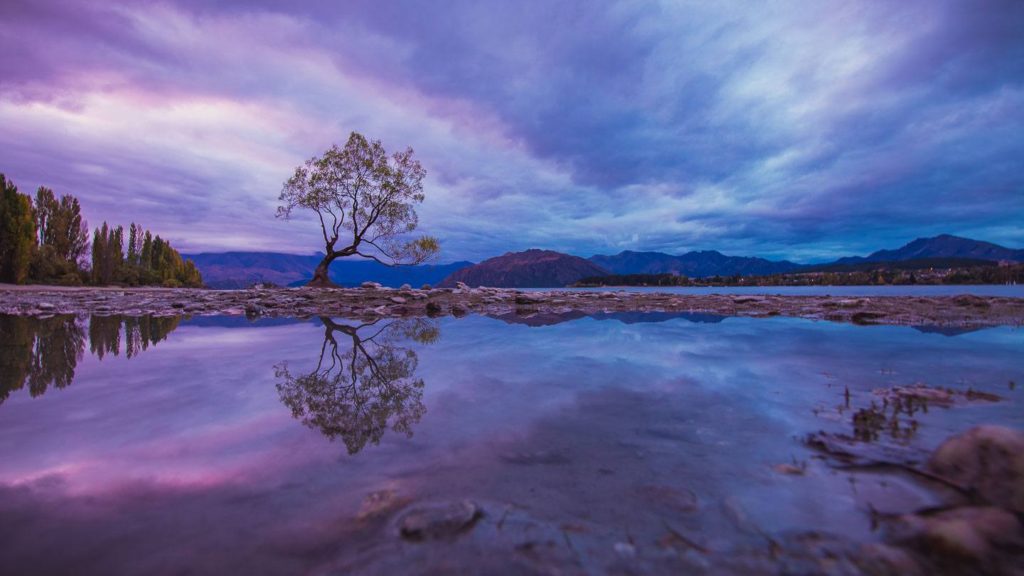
[0,315,84,404]
[0,314,180,405]
[90,315,180,359]
[275,317,439,455]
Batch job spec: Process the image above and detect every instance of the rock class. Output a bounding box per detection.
[399,284,412,291]
[36,302,55,310]
[361,281,382,289]
[389,296,407,304]
[455,281,470,291]
[891,506,1022,562]
[952,294,990,308]
[928,425,1024,512]
[397,500,481,541]
[171,302,186,309]
[854,543,924,575]
[514,293,544,305]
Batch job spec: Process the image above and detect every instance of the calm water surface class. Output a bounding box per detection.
[530,284,1024,297]
[0,313,1021,574]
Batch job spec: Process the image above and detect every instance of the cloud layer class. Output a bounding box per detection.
[1,0,1022,262]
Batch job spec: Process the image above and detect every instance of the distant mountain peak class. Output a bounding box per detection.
[439,249,609,288]
[838,234,1024,265]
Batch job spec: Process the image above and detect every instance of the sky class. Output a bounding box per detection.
[1,0,1022,264]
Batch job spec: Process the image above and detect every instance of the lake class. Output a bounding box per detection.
[0,312,1021,574]
[531,284,1024,297]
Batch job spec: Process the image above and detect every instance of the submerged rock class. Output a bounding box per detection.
[889,506,1023,565]
[928,425,1024,512]
[397,500,481,541]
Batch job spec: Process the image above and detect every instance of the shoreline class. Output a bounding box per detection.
[2,284,1023,327]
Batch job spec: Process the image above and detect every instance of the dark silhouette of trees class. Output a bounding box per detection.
[0,314,181,405]
[0,315,85,404]
[277,132,440,287]
[31,186,90,284]
[89,315,180,360]
[0,174,201,287]
[274,317,439,454]
[0,174,37,284]
[91,221,202,287]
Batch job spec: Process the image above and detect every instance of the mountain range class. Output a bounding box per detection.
[186,235,1023,289]
[831,234,1024,265]
[183,251,472,289]
[589,250,800,277]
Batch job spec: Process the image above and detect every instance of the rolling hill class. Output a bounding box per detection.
[438,249,609,288]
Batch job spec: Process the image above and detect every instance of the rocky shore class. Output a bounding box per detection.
[2,283,1023,327]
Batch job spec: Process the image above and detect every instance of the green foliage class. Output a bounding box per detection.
[277,131,440,284]
[90,222,203,287]
[0,174,37,284]
[0,173,202,287]
[34,187,90,264]
[29,186,91,284]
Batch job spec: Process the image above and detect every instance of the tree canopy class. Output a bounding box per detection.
[0,173,202,287]
[0,175,37,284]
[277,132,440,286]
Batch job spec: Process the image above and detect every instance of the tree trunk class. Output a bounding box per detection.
[308,254,338,287]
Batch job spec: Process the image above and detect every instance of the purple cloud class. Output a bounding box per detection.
[0,0,1021,262]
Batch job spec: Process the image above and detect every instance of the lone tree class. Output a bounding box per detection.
[277,132,440,286]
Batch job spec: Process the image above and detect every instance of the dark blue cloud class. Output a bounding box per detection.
[0,0,1021,262]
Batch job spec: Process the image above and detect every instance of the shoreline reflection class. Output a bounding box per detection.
[0,314,179,405]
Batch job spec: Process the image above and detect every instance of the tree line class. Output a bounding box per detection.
[0,174,202,287]
[575,263,1024,288]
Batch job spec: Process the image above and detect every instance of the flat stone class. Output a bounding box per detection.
[397,500,481,541]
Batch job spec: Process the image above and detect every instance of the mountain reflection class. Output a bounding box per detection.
[274,317,439,456]
[0,314,180,405]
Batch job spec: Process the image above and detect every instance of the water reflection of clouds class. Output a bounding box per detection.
[0,313,1022,574]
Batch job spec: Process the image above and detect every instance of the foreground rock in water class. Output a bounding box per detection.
[928,426,1024,513]
[1,285,1023,328]
[318,430,1024,575]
